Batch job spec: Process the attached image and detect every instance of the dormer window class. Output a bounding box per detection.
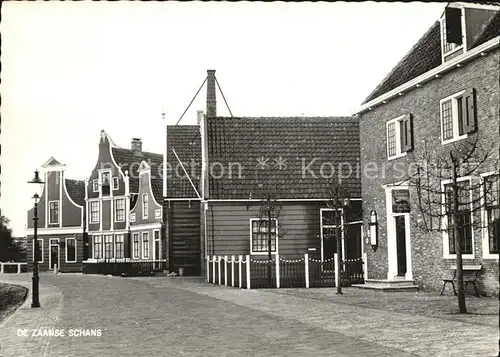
[100,171,111,196]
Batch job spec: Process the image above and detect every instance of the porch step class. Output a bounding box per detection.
[352,279,418,291]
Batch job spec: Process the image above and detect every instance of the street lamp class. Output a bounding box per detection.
[28,169,45,308]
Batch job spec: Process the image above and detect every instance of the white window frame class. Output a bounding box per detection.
[153,229,160,260]
[92,179,99,192]
[90,201,100,223]
[33,238,44,263]
[130,213,136,223]
[386,115,407,160]
[142,194,149,219]
[441,176,475,259]
[104,234,114,259]
[65,237,77,263]
[48,201,59,225]
[440,90,467,145]
[142,232,149,259]
[112,177,119,190]
[481,171,499,260]
[133,233,140,259]
[93,235,102,259]
[249,218,278,255]
[115,198,125,222]
[114,234,125,259]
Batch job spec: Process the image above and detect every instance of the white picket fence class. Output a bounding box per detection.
[206,253,367,289]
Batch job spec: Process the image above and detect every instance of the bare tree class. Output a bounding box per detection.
[323,179,357,294]
[408,134,498,313]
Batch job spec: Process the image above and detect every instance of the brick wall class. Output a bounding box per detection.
[360,49,500,296]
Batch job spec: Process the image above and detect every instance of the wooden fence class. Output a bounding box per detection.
[206,253,366,289]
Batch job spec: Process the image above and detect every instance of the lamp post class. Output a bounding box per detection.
[335,197,351,295]
[28,169,45,308]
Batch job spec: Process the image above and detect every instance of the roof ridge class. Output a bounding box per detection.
[362,20,440,104]
[111,146,163,157]
[210,116,357,120]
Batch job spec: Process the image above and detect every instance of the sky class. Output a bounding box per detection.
[1,1,446,236]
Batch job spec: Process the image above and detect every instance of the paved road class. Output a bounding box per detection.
[0,274,497,357]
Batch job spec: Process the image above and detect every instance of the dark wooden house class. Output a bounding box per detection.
[26,157,86,272]
[200,115,363,267]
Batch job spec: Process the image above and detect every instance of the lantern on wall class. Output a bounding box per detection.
[368,210,378,250]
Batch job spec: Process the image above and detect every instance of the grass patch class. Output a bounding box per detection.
[0,283,28,324]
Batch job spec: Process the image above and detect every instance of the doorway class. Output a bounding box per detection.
[49,238,60,270]
[395,216,407,276]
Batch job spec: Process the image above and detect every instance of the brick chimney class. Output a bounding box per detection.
[131,138,142,155]
[206,69,216,117]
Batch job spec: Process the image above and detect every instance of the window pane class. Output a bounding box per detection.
[457,97,464,135]
[251,220,277,253]
[488,208,500,254]
[66,239,76,262]
[387,122,396,156]
[442,100,453,140]
[485,175,499,207]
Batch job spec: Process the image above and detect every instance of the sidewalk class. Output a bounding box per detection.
[0,277,63,357]
[141,277,499,357]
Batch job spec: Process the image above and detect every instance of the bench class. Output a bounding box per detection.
[0,262,27,274]
[441,264,482,297]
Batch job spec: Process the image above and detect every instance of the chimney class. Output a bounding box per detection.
[131,138,142,155]
[206,69,216,117]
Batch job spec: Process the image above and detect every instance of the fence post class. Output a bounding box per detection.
[206,255,210,283]
[218,256,221,285]
[224,255,228,286]
[304,253,309,288]
[0,263,3,274]
[17,263,21,274]
[246,255,251,290]
[231,256,235,287]
[275,254,280,288]
[363,252,368,281]
[212,255,216,284]
[334,253,340,288]
[238,255,242,288]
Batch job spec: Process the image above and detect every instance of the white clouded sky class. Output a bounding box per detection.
[1,1,445,236]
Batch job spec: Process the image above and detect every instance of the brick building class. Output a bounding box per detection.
[355,3,499,295]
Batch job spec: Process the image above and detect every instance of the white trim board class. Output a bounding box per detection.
[26,227,84,235]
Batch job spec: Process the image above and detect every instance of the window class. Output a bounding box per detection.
[133,233,140,259]
[484,174,499,255]
[115,199,125,222]
[49,201,59,224]
[101,171,111,195]
[33,239,44,263]
[250,219,277,254]
[444,181,473,255]
[92,179,99,192]
[112,177,119,190]
[115,234,124,259]
[104,235,113,259]
[440,89,476,144]
[321,209,342,254]
[142,194,148,218]
[154,230,161,260]
[93,235,102,259]
[90,201,100,223]
[142,232,149,258]
[386,114,413,160]
[66,238,77,263]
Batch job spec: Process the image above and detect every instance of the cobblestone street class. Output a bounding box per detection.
[0,273,498,357]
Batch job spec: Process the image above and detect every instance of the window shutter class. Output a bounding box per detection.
[445,7,462,45]
[463,88,477,134]
[401,114,414,152]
